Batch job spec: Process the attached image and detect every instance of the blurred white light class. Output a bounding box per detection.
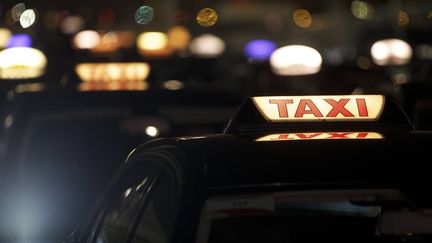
[4,114,13,129]
[0,28,12,48]
[124,188,132,198]
[164,80,184,90]
[0,47,47,79]
[73,30,101,49]
[145,126,159,137]
[371,39,412,65]
[189,34,225,58]
[270,45,322,76]
[19,9,36,28]
[60,16,84,34]
[11,3,26,22]
[137,32,168,51]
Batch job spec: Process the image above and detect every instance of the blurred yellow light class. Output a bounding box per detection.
[351,1,374,20]
[90,31,119,53]
[75,63,150,83]
[73,30,101,49]
[196,8,218,27]
[398,10,409,26]
[167,26,191,50]
[0,47,47,79]
[14,83,46,93]
[190,34,225,58]
[137,32,171,56]
[0,28,12,48]
[371,39,412,65]
[293,9,312,28]
[20,9,36,28]
[164,80,184,90]
[76,63,150,91]
[270,45,322,76]
[78,81,149,91]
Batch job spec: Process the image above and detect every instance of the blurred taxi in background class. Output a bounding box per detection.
[0,87,242,242]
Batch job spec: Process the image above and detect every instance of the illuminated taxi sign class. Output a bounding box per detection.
[252,95,384,122]
[256,132,384,142]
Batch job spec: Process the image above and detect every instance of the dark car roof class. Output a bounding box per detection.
[129,129,432,201]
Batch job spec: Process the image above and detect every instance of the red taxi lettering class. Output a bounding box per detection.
[269,99,293,118]
[295,99,323,118]
[325,99,354,117]
[295,133,321,139]
[356,98,369,117]
[327,132,352,139]
[356,132,369,138]
[271,134,294,140]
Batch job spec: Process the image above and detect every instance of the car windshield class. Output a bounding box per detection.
[197,190,432,243]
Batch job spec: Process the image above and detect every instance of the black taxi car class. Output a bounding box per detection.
[67,95,432,243]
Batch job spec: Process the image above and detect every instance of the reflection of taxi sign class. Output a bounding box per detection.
[252,95,385,122]
[256,132,384,142]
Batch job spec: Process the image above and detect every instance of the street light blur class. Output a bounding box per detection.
[270,45,322,76]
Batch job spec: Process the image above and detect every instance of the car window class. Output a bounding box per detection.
[94,162,160,243]
[131,169,179,243]
[197,190,432,243]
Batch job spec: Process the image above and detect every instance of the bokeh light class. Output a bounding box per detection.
[270,45,322,76]
[190,34,225,58]
[145,126,159,137]
[60,16,84,34]
[76,63,150,91]
[293,9,312,28]
[135,5,154,25]
[137,32,171,56]
[371,39,412,65]
[19,9,36,28]
[351,1,374,20]
[11,3,26,22]
[244,39,277,60]
[0,28,12,48]
[73,30,101,49]
[167,26,191,50]
[398,10,409,26]
[6,34,32,48]
[196,8,218,27]
[0,47,47,79]
[164,80,184,90]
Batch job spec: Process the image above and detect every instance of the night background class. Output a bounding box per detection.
[0,0,432,242]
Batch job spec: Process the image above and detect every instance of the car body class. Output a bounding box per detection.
[66,95,432,243]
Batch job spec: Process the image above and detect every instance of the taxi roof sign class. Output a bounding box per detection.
[253,95,384,122]
[225,95,413,133]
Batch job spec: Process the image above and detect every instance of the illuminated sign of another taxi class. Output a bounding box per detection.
[252,95,384,122]
[256,132,384,142]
